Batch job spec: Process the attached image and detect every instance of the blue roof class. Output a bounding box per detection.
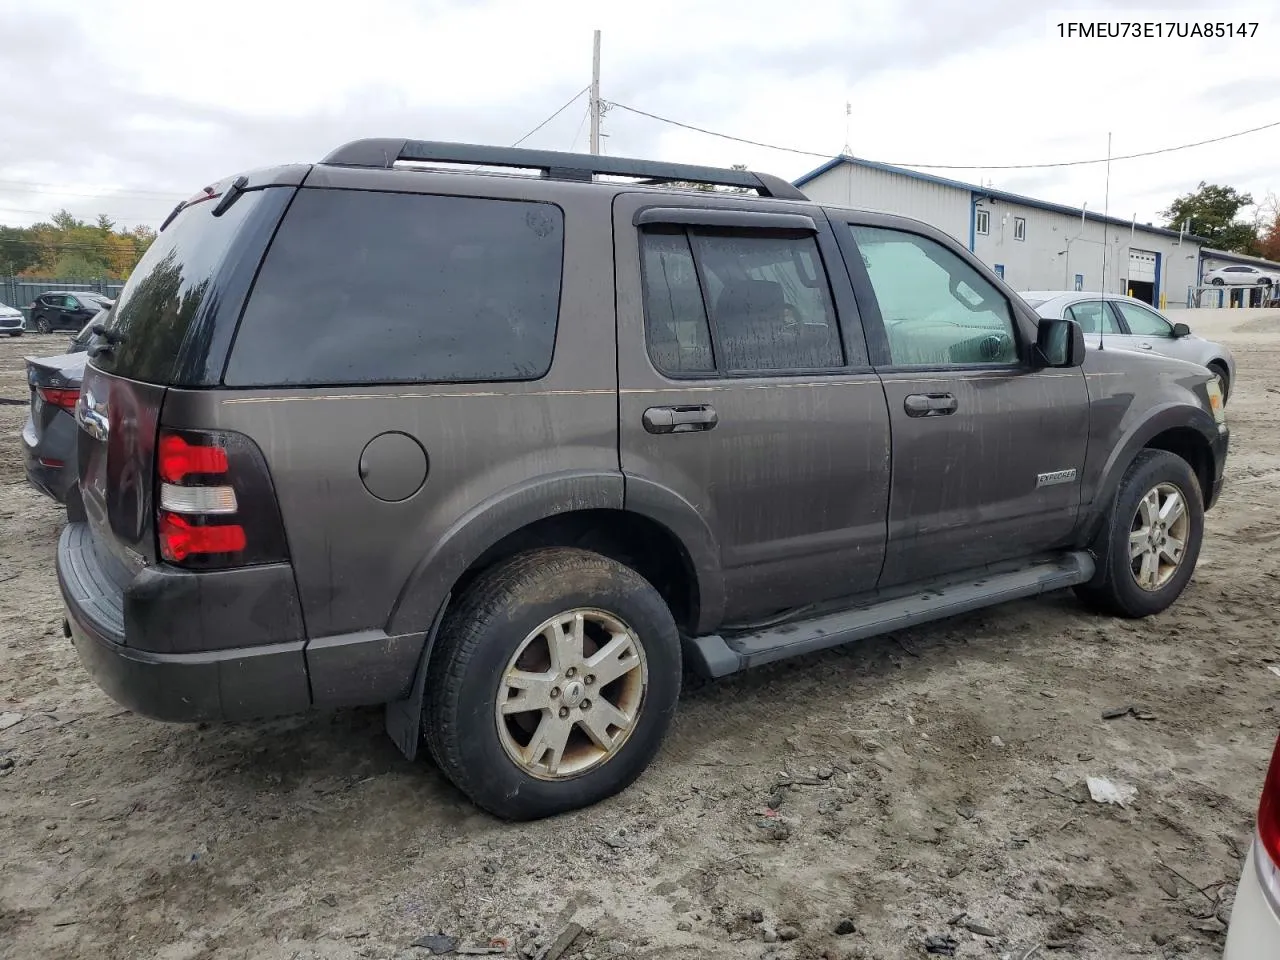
[793,155,1204,242]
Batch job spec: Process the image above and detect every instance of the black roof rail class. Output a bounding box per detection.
[321,139,808,201]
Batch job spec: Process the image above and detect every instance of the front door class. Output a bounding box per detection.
[835,215,1091,586]
[614,193,893,626]
[1107,299,1204,364]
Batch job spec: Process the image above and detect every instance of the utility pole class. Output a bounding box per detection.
[589,30,602,155]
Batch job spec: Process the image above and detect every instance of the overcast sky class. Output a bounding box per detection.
[1,0,1277,233]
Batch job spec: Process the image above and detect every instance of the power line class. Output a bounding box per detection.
[569,102,591,153]
[607,100,1280,171]
[512,87,591,148]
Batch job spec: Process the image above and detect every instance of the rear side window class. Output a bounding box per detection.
[639,227,846,376]
[224,190,565,387]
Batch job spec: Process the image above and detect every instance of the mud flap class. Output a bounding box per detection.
[383,593,450,762]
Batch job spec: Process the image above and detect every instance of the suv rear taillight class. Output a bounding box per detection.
[1255,734,1280,911]
[155,428,289,569]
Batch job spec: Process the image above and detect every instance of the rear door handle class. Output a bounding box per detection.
[643,404,718,434]
[904,393,958,418]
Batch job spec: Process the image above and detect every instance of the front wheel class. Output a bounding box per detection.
[424,548,681,820]
[1210,277,1225,286]
[1076,449,1204,618]
[7,331,19,338]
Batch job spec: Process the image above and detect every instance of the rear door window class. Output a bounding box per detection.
[224,189,565,387]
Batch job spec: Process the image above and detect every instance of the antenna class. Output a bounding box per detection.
[1099,132,1112,351]
[842,102,852,156]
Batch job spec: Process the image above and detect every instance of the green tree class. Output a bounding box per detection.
[51,209,87,231]
[1162,182,1258,253]
[95,213,115,233]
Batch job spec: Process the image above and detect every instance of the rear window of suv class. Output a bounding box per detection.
[99,190,274,384]
[223,189,565,387]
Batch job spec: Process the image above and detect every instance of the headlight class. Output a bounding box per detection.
[1205,378,1226,425]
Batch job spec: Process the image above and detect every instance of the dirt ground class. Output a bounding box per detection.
[1,311,1277,960]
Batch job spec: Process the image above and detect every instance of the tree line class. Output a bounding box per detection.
[0,210,156,279]
[1162,182,1280,261]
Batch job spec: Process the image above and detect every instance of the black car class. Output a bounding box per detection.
[29,292,113,334]
[22,350,87,507]
[67,310,108,353]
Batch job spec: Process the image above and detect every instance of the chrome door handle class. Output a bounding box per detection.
[643,405,718,434]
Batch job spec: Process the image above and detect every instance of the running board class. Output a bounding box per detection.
[684,551,1095,678]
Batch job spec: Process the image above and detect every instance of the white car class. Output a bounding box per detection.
[1203,264,1276,287]
[0,300,23,337]
[1023,291,1237,402]
[1224,734,1280,958]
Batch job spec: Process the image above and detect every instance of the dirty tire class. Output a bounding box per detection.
[423,548,681,820]
[1075,449,1204,618]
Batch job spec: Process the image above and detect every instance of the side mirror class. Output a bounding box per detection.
[1035,317,1086,368]
[1171,322,1191,338]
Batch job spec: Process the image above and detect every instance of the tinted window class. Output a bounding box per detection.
[850,225,1018,367]
[1064,301,1120,334]
[693,232,843,372]
[1113,301,1173,337]
[226,190,564,386]
[640,230,714,374]
[103,190,272,383]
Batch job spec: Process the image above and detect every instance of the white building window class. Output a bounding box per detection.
[976,209,990,235]
[1013,217,1026,241]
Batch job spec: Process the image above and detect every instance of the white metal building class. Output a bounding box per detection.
[794,156,1204,308]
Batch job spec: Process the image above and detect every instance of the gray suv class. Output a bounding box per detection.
[57,141,1229,820]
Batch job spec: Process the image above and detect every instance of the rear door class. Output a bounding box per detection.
[834,214,1090,586]
[614,193,892,626]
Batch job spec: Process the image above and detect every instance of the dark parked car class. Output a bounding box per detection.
[67,311,108,353]
[1,300,24,336]
[30,292,113,334]
[22,350,88,507]
[57,141,1229,820]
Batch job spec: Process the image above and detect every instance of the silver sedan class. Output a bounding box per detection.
[1022,291,1237,402]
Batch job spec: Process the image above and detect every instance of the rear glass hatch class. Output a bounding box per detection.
[76,169,303,576]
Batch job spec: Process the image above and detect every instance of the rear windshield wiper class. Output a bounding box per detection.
[212,176,249,217]
[91,323,125,345]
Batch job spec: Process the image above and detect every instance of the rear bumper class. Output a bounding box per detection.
[1224,845,1280,959]
[56,522,424,721]
[57,522,311,722]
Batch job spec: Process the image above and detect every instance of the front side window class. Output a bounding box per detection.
[638,226,847,375]
[850,224,1018,368]
[226,189,565,386]
[1113,301,1173,337]
[1065,300,1120,334]
[66,296,81,309]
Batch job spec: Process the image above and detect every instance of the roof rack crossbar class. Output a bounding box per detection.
[321,139,808,200]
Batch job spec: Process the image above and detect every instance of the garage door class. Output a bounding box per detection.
[1128,249,1157,282]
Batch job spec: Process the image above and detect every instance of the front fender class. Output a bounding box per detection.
[385,471,624,637]
[1079,401,1222,547]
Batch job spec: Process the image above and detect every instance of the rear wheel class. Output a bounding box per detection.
[1076,449,1204,618]
[423,548,681,820]
[35,317,50,334]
